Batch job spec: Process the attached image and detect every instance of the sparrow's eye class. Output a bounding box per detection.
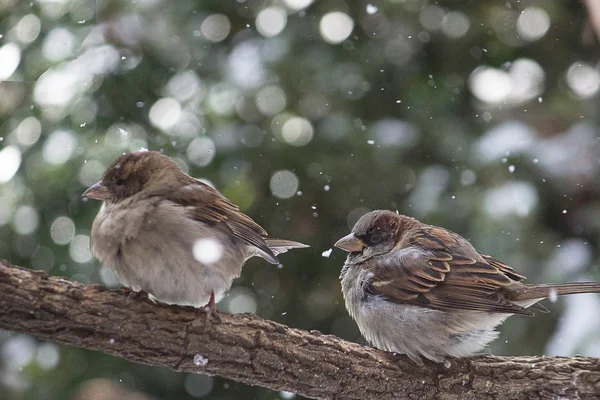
[369,232,382,245]
[115,178,126,186]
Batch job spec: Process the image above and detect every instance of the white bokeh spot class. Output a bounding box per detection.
[281,117,314,146]
[187,137,215,166]
[256,7,287,37]
[483,182,538,218]
[0,43,21,80]
[43,130,77,165]
[193,238,224,265]
[13,206,39,235]
[0,145,22,184]
[149,97,182,131]
[516,7,550,42]
[270,170,300,199]
[320,12,354,44]
[69,235,93,263]
[284,0,314,11]
[566,62,600,99]
[201,14,231,42]
[50,216,76,245]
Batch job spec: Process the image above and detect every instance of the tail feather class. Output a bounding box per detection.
[530,303,550,313]
[264,238,309,257]
[511,282,600,301]
[249,238,309,264]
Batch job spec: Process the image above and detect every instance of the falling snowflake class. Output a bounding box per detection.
[549,288,558,303]
[366,4,378,14]
[193,354,208,366]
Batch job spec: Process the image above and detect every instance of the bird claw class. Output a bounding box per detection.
[122,287,148,301]
[198,292,221,332]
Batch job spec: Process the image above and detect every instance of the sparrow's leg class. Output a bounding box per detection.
[201,292,222,331]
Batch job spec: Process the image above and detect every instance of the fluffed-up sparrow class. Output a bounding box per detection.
[83,150,308,317]
[335,210,600,363]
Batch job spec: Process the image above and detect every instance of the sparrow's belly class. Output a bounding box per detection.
[114,240,242,308]
[351,297,510,363]
[91,199,245,308]
[341,267,509,363]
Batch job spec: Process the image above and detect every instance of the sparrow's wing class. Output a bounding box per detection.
[479,254,548,313]
[363,228,533,315]
[165,180,278,263]
[478,254,526,281]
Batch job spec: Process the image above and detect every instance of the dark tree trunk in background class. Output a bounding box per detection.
[0,261,599,400]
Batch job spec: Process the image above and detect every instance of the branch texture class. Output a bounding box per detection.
[0,261,599,399]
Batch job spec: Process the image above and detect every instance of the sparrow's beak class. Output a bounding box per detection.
[82,181,110,200]
[334,233,366,253]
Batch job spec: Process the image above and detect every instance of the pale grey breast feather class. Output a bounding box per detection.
[92,197,246,308]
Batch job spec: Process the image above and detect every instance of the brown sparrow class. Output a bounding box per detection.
[83,150,308,316]
[334,210,600,363]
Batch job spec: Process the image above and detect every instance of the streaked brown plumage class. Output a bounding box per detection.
[335,210,600,363]
[84,150,308,317]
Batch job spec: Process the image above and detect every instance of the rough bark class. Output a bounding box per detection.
[0,261,598,400]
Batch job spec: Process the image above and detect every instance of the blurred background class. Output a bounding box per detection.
[1,0,600,398]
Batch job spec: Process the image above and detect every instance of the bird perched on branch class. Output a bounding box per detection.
[334,210,600,364]
[83,150,307,320]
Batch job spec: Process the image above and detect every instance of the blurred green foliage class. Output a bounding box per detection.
[1,0,600,399]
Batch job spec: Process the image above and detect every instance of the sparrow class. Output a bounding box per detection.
[83,150,308,318]
[334,210,600,364]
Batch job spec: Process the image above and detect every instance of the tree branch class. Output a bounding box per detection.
[0,261,599,399]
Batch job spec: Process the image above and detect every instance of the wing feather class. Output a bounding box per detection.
[363,227,532,315]
[162,179,277,262]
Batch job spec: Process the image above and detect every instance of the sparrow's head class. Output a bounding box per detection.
[335,210,417,260]
[82,151,183,203]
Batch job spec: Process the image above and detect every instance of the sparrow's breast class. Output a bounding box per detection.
[92,198,245,308]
